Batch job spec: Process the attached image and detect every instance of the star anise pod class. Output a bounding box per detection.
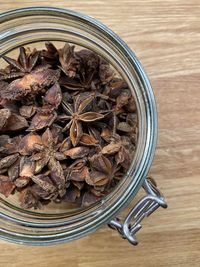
[0,108,11,130]
[61,92,104,146]
[27,83,62,131]
[62,185,81,203]
[0,135,21,155]
[31,174,57,196]
[19,187,41,209]
[0,68,21,82]
[19,105,36,118]
[103,77,128,98]
[77,49,99,86]
[101,134,132,169]
[0,106,29,132]
[59,49,100,91]
[0,154,19,170]
[58,43,79,78]
[0,135,39,187]
[1,47,40,81]
[99,58,115,84]
[18,132,43,156]
[41,42,59,65]
[81,191,101,207]
[86,154,119,190]
[0,68,60,101]
[0,41,137,210]
[25,129,69,198]
[0,175,16,197]
[31,128,66,174]
[0,153,33,192]
[0,154,20,184]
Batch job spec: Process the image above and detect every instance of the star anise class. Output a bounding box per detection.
[0,134,40,189]
[31,128,66,173]
[0,68,60,101]
[27,83,62,131]
[0,135,21,155]
[0,152,35,195]
[61,92,104,146]
[99,58,115,85]
[19,186,41,209]
[0,68,19,82]
[41,42,59,65]
[0,108,28,132]
[0,175,16,197]
[101,134,132,169]
[81,191,101,207]
[0,154,20,186]
[25,128,69,198]
[0,41,137,209]
[59,49,99,91]
[58,43,79,78]
[0,108,11,130]
[1,47,40,81]
[87,154,111,187]
[82,153,123,203]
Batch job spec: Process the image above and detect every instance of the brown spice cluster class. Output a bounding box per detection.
[0,43,137,209]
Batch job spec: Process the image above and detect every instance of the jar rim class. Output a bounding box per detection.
[0,7,157,245]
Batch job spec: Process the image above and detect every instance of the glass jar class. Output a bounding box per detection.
[0,7,166,246]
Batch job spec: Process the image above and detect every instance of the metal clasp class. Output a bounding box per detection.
[108,177,167,245]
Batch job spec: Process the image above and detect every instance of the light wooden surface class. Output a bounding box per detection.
[0,1,200,267]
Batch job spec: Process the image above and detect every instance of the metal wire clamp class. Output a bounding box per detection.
[108,177,167,245]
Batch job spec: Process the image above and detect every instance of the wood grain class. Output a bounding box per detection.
[0,1,200,267]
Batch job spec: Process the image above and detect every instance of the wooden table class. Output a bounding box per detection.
[0,1,200,266]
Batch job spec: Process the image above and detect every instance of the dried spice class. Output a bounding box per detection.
[0,175,15,197]
[61,92,104,146]
[0,42,137,209]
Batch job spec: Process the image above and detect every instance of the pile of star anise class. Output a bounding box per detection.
[0,42,137,209]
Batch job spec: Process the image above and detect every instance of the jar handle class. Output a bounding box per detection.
[108,177,167,245]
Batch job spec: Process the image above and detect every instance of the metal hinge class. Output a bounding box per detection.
[108,177,167,245]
